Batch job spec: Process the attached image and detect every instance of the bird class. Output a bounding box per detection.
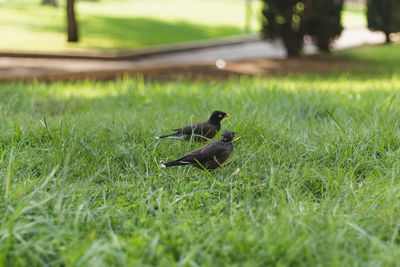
[161,130,237,170]
[157,111,230,141]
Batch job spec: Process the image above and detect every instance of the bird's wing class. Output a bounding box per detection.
[172,121,209,134]
[179,141,226,164]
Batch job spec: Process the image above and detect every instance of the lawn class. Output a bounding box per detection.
[342,5,366,28]
[0,0,261,52]
[1,44,400,265]
[0,0,364,52]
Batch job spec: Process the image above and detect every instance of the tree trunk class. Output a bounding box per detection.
[67,0,78,42]
[282,35,303,57]
[42,0,58,7]
[385,32,391,43]
[316,37,331,52]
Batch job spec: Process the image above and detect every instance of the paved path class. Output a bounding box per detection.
[0,27,386,82]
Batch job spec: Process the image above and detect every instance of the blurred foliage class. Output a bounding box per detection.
[367,0,400,43]
[306,0,344,51]
[261,0,344,56]
[261,0,306,57]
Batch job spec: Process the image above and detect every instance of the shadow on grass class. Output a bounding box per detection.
[82,16,242,48]
[29,15,242,49]
[333,44,400,77]
[272,43,400,80]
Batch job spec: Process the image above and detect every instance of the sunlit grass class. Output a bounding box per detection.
[342,5,366,28]
[0,0,260,52]
[1,45,400,265]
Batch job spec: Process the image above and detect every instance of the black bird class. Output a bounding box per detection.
[162,130,237,170]
[157,111,230,141]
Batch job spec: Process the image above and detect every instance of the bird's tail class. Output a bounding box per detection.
[161,159,190,168]
[156,133,185,140]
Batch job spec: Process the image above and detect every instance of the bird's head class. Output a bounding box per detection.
[209,110,230,124]
[221,130,237,142]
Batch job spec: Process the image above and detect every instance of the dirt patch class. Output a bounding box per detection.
[224,56,363,76]
[138,56,364,81]
[1,56,363,83]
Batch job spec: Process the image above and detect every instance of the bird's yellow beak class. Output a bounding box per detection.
[232,133,237,137]
[224,114,231,117]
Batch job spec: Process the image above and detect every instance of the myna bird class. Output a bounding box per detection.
[162,130,237,170]
[157,111,230,141]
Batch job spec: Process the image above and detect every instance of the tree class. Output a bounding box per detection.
[261,0,307,57]
[261,0,344,57]
[66,0,78,42]
[367,0,400,43]
[306,0,344,51]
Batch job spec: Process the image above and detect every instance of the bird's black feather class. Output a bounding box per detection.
[158,111,230,141]
[162,130,236,170]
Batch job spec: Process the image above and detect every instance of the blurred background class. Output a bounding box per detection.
[0,0,368,52]
[1,0,399,82]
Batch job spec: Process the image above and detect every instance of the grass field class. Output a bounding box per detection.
[1,44,400,265]
[0,0,365,52]
[0,0,261,52]
[342,5,366,28]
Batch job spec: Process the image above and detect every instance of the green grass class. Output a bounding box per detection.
[336,44,400,77]
[1,45,400,265]
[342,5,366,28]
[0,0,261,52]
[0,0,364,52]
